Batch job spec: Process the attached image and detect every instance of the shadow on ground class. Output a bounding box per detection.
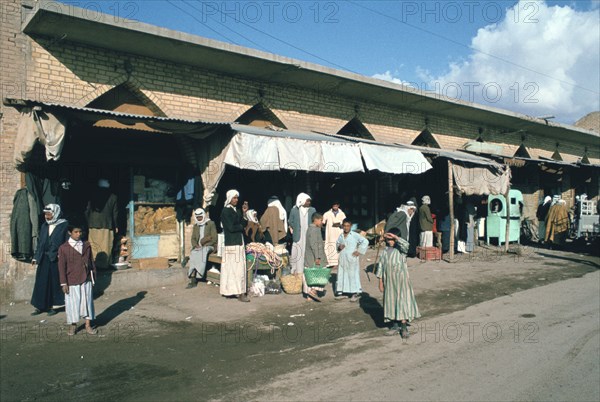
[95,291,147,327]
[536,252,600,269]
[359,292,385,328]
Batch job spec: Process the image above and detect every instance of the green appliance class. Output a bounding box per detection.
[486,189,523,245]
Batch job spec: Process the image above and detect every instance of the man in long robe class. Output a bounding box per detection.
[31,204,69,315]
[187,208,217,288]
[85,179,118,269]
[322,201,346,268]
[220,190,249,302]
[335,219,368,302]
[418,196,434,248]
[288,193,316,277]
[536,196,552,243]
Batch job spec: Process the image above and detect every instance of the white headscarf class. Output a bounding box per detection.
[397,204,412,232]
[268,197,288,232]
[246,209,259,223]
[422,195,431,205]
[193,208,210,226]
[543,196,552,204]
[43,204,67,226]
[296,193,311,217]
[224,189,239,209]
[97,178,110,188]
[558,199,567,205]
[296,193,311,208]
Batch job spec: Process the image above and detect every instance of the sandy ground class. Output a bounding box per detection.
[233,271,600,402]
[0,244,598,401]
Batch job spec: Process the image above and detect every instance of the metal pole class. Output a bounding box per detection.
[179,220,185,263]
[448,160,455,260]
[374,176,379,228]
[504,183,511,253]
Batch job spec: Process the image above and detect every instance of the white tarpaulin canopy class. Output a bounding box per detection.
[224,129,364,173]
[225,124,431,174]
[359,143,432,174]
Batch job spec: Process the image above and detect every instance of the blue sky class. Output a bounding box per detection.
[56,1,600,123]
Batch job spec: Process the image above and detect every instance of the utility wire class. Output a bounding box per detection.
[183,0,364,74]
[181,0,271,52]
[346,0,598,95]
[166,0,240,46]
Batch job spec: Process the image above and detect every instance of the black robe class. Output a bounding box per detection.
[221,207,247,246]
[408,213,420,257]
[31,221,68,311]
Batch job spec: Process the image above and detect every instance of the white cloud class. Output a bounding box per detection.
[372,70,413,86]
[420,1,600,124]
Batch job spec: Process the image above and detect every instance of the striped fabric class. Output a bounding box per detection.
[376,248,420,322]
[65,281,95,323]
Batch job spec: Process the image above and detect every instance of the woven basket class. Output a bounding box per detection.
[303,267,331,287]
[281,274,303,294]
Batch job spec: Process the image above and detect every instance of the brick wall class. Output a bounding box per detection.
[26,38,594,165]
[0,0,33,291]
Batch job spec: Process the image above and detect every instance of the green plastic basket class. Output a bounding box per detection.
[303,267,332,287]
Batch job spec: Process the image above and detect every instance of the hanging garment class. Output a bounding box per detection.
[10,188,33,261]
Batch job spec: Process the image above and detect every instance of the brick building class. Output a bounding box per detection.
[1,1,599,296]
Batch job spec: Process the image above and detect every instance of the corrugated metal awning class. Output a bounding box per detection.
[3,98,231,136]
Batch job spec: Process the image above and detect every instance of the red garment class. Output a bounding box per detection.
[58,241,96,286]
[432,213,438,233]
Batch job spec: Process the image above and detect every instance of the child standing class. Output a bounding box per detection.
[304,212,328,301]
[58,224,97,336]
[377,230,420,338]
[335,218,368,302]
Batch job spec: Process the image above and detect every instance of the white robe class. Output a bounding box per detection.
[323,209,346,266]
[291,207,310,275]
[220,245,246,296]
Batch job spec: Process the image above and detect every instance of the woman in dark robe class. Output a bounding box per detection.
[31,204,69,316]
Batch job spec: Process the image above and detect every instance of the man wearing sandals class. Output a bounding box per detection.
[58,224,97,336]
[335,218,368,302]
[220,190,251,302]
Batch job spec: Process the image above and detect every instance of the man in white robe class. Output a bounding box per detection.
[323,201,346,267]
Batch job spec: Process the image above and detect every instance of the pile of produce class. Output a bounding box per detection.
[134,206,177,235]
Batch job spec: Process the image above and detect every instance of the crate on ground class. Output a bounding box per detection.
[206,268,220,285]
[130,257,170,270]
[416,246,442,262]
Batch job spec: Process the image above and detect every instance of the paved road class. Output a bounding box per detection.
[238,271,600,402]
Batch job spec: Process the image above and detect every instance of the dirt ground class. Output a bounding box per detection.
[1,244,598,401]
